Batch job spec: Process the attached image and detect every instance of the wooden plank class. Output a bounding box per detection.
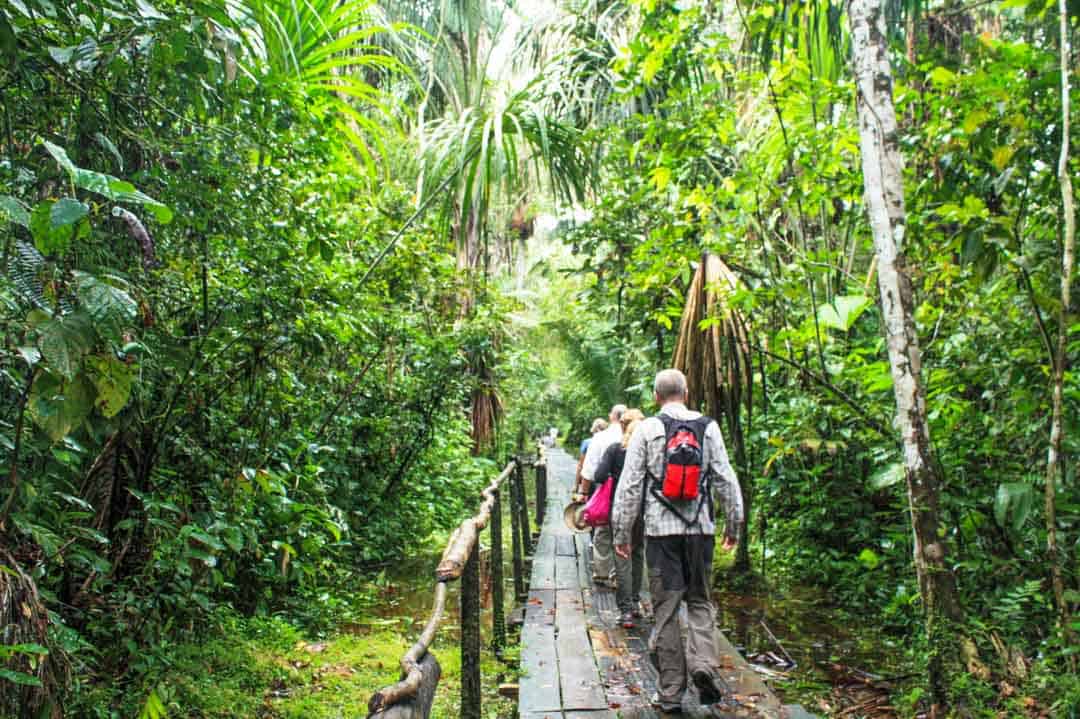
[555,589,608,711]
[565,712,618,719]
[520,625,561,713]
[535,532,556,557]
[530,552,556,591]
[525,589,556,627]
[556,535,576,556]
[522,713,564,719]
[555,554,580,590]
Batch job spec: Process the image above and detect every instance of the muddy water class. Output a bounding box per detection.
[715,587,908,713]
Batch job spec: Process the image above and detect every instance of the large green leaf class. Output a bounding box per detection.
[28,371,95,442]
[0,194,30,227]
[817,294,871,332]
[85,354,134,418]
[38,313,94,380]
[30,199,88,255]
[74,272,137,336]
[42,141,173,223]
[869,462,904,490]
[994,482,1034,533]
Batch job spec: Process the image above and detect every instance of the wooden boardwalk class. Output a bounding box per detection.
[519,448,812,719]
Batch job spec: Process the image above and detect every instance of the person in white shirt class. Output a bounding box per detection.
[575,403,626,587]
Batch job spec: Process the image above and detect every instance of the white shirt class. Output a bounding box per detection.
[580,423,623,482]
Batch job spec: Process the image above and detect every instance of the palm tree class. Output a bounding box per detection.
[216,0,406,173]
[373,0,591,449]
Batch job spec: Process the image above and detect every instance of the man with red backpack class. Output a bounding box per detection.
[611,369,744,715]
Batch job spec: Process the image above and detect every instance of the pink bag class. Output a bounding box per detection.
[582,477,614,527]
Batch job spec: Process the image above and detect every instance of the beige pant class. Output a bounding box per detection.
[591,525,616,581]
[646,535,720,710]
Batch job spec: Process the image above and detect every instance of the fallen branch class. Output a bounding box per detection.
[758,620,796,668]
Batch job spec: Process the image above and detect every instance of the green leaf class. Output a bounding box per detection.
[85,355,134,418]
[0,668,42,687]
[0,195,30,227]
[137,685,168,719]
[38,314,94,380]
[136,0,169,21]
[28,371,95,442]
[928,66,957,87]
[30,202,64,255]
[994,482,1034,532]
[817,294,871,332]
[74,272,137,332]
[41,141,172,223]
[869,462,904,490]
[50,198,88,228]
[94,132,124,172]
[857,548,880,570]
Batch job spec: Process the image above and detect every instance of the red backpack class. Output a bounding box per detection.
[648,415,713,527]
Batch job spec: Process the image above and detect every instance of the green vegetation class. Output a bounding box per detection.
[0,0,1077,717]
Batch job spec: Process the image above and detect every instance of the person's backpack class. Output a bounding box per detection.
[647,415,713,527]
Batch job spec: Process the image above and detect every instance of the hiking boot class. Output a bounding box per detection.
[650,692,683,715]
[692,669,725,705]
[619,610,636,629]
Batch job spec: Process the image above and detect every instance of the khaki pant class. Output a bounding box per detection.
[614,518,644,613]
[646,535,720,710]
[591,524,616,582]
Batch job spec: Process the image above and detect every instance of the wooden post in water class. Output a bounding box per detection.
[460,543,481,719]
[490,487,506,656]
[509,460,526,601]
[514,460,533,556]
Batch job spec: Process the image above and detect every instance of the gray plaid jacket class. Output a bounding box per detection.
[611,402,744,544]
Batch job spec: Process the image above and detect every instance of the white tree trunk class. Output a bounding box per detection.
[1047,0,1074,641]
[849,0,961,705]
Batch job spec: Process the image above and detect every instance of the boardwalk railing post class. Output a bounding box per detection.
[534,459,547,529]
[509,460,526,602]
[515,460,533,556]
[461,543,481,719]
[490,486,506,657]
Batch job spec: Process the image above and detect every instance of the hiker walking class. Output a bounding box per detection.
[576,404,626,587]
[593,408,646,628]
[575,418,608,493]
[611,369,743,714]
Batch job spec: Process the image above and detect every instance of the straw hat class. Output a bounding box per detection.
[562,500,589,533]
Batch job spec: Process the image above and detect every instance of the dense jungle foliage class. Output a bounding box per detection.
[0,0,1076,717]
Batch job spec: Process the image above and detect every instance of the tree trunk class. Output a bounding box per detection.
[849,0,964,708]
[1046,0,1075,648]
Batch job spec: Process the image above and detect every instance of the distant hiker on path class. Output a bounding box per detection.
[575,418,608,491]
[576,404,627,587]
[593,408,646,628]
[611,369,743,714]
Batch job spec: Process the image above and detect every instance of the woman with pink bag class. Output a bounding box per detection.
[582,408,646,628]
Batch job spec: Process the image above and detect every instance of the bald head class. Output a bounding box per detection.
[609,404,627,423]
[654,369,688,404]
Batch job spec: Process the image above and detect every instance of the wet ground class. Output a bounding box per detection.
[715,587,908,717]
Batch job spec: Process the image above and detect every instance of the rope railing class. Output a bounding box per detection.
[367,446,548,719]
